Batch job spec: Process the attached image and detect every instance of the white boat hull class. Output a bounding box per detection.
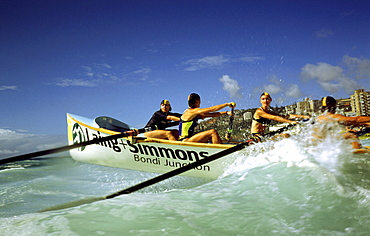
[67,114,238,179]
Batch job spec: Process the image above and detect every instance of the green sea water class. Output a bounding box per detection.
[1,130,370,235]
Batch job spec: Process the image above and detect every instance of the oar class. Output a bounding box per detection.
[40,121,301,212]
[40,140,251,212]
[266,123,296,137]
[0,127,155,165]
[225,106,235,140]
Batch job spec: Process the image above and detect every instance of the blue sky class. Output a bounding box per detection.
[1,0,369,134]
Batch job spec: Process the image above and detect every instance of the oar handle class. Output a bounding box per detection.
[225,107,234,140]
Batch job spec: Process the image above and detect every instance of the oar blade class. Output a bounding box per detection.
[95,116,133,132]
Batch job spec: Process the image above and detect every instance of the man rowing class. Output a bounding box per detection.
[144,100,181,140]
[179,93,236,144]
[315,96,370,151]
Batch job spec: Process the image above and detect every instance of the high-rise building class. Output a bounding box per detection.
[283,90,369,117]
[296,98,311,115]
[285,99,320,116]
[337,98,353,116]
[309,99,321,115]
[350,89,370,116]
[285,103,296,114]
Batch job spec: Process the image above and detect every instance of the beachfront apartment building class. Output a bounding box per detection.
[284,98,321,116]
[337,98,354,116]
[284,89,370,116]
[350,89,370,116]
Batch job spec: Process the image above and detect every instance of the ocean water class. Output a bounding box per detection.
[1,126,370,236]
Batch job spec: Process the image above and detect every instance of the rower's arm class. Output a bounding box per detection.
[330,114,370,126]
[202,111,230,118]
[354,116,370,124]
[261,112,296,124]
[182,103,235,121]
[288,114,310,120]
[166,115,180,121]
[197,103,235,113]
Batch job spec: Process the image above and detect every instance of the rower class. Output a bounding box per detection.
[251,92,308,142]
[144,100,182,140]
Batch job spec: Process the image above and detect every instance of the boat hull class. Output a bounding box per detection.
[67,114,238,179]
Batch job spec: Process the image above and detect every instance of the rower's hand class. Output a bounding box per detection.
[228,102,236,108]
[127,129,139,136]
[226,111,234,116]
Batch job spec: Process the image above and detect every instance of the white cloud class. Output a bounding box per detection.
[318,81,341,93]
[183,55,264,71]
[235,56,265,62]
[286,84,304,98]
[261,75,283,95]
[342,55,370,79]
[253,74,305,103]
[82,66,92,71]
[183,55,230,71]
[218,75,242,99]
[300,62,361,94]
[0,86,17,91]
[301,62,343,82]
[0,129,66,159]
[56,78,96,87]
[263,84,282,94]
[54,63,154,87]
[99,63,112,69]
[147,49,158,53]
[123,67,152,82]
[315,28,333,38]
[133,68,151,74]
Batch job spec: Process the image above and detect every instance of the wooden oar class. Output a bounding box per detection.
[225,106,235,140]
[265,123,296,137]
[39,140,251,212]
[0,127,154,165]
[39,122,300,212]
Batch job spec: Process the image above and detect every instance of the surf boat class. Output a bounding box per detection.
[67,113,240,179]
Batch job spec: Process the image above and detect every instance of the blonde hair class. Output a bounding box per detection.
[260,92,271,99]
